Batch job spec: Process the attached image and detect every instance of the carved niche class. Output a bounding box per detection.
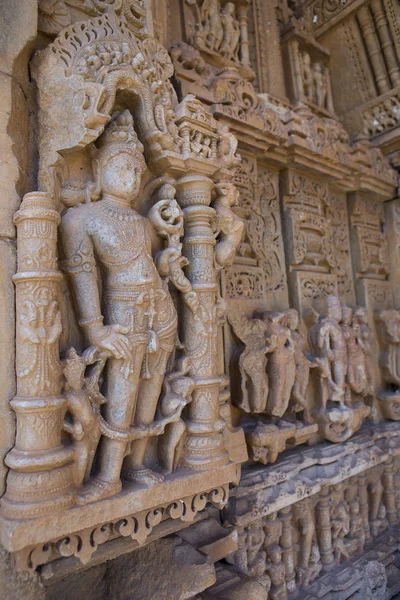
[280,20,335,117]
[0,10,246,570]
[349,193,389,281]
[183,0,252,76]
[224,157,287,309]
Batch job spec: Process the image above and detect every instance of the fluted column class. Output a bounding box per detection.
[357,5,390,94]
[1,192,75,519]
[176,175,228,470]
[316,486,334,568]
[279,506,297,594]
[370,0,400,88]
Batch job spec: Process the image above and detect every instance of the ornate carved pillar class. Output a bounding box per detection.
[237,2,250,68]
[315,486,334,568]
[176,175,229,470]
[357,5,390,94]
[2,192,75,518]
[383,458,397,525]
[370,0,400,88]
[279,506,297,594]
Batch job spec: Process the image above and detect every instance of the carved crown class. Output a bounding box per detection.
[95,109,146,169]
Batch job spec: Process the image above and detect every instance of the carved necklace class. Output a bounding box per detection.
[102,197,139,223]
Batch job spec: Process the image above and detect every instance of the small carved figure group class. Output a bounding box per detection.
[188,0,241,62]
[229,296,374,450]
[300,51,333,111]
[227,471,391,598]
[228,309,296,418]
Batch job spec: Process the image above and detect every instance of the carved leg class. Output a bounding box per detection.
[78,345,146,504]
[123,350,171,486]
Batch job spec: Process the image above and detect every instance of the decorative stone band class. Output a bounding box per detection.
[223,422,400,526]
[12,484,229,572]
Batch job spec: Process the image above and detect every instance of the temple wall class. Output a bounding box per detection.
[0,1,400,599]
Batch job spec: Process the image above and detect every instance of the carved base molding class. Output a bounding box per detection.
[223,422,400,524]
[206,527,400,599]
[244,419,319,465]
[297,529,400,599]
[0,463,240,571]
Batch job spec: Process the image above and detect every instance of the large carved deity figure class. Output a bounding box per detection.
[60,111,178,502]
[307,295,347,408]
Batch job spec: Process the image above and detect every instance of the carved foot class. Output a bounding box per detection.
[123,467,165,487]
[77,478,122,505]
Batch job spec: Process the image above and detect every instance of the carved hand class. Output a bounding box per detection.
[88,324,132,360]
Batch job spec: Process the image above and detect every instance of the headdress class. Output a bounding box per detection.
[95,110,146,171]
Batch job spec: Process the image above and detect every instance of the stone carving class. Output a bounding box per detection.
[59,110,190,501]
[2,192,76,519]
[286,310,313,422]
[38,0,151,39]
[227,310,295,417]
[363,92,400,137]
[376,309,400,419]
[2,8,244,535]
[186,0,245,66]
[350,194,389,281]
[298,50,334,112]
[329,193,355,302]
[281,174,336,274]
[17,484,230,570]
[225,461,398,598]
[293,498,321,587]
[306,295,370,442]
[3,0,400,595]
[228,308,318,464]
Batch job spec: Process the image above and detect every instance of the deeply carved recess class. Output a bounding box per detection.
[228,295,372,464]
[282,36,335,116]
[0,9,245,560]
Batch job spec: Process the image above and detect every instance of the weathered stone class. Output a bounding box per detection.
[1,1,400,599]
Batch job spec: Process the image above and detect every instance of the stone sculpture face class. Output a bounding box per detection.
[100,152,143,201]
